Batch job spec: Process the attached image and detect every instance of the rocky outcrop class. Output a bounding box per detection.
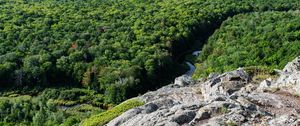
[174,75,194,87]
[258,56,300,94]
[106,56,300,126]
[201,68,249,102]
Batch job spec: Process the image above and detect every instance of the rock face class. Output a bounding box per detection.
[201,68,249,102]
[259,56,300,94]
[174,75,194,87]
[106,56,300,126]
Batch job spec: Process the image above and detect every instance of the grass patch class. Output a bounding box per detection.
[82,98,144,126]
[244,66,278,83]
[225,121,238,126]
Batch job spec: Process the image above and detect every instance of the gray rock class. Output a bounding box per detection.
[208,73,219,80]
[140,103,158,114]
[245,93,285,109]
[282,56,300,73]
[275,72,300,93]
[174,75,193,86]
[189,101,239,125]
[201,118,223,126]
[201,68,249,101]
[164,121,180,126]
[106,56,300,126]
[236,97,257,111]
[257,78,273,92]
[193,108,211,122]
[170,110,196,124]
[226,113,245,123]
[106,108,142,126]
[152,99,178,109]
[266,56,300,94]
[268,115,299,126]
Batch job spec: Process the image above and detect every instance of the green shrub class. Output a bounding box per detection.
[244,66,274,76]
[225,121,238,126]
[82,98,144,126]
[41,88,60,100]
[60,117,81,126]
[0,122,14,126]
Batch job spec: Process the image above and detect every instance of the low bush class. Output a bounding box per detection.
[82,98,144,126]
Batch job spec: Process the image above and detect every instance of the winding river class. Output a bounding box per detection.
[184,51,201,76]
[185,62,196,76]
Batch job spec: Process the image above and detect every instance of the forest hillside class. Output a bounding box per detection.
[0,0,300,125]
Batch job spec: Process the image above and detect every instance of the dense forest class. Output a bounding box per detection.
[0,0,300,125]
[0,88,105,125]
[194,11,300,78]
[1,0,300,102]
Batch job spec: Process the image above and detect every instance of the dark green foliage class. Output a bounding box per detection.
[60,117,81,126]
[0,95,64,125]
[194,11,300,78]
[0,88,104,126]
[1,0,300,103]
[1,0,300,125]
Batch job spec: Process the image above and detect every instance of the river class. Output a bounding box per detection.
[184,50,201,76]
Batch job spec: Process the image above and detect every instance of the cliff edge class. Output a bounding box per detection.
[106,56,300,126]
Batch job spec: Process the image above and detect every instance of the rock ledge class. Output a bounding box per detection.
[107,56,300,126]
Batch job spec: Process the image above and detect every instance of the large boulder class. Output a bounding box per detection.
[282,56,300,73]
[258,56,300,94]
[174,75,194,86]
[201,68,249,101]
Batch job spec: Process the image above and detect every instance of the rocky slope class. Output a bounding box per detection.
[106,56,300,126]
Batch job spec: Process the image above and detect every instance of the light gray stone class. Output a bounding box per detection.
[268,115,299,126]
[201,68,249,101]
[282,56,300,73]
[257,78,273,92]
[174,75,193,86]
[106,56,300,126]
[266,56,300,94]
